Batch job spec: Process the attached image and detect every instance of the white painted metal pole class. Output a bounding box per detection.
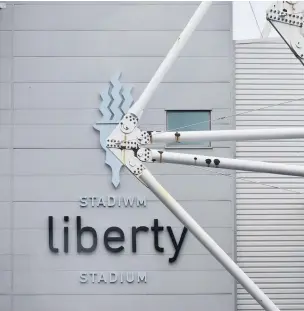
[139,168,280,311]
[128,1,212,119]
[151,127,304,144]
[262,22,272,38]
[148,149,304,177]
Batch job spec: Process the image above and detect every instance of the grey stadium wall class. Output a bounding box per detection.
[236,38,304,311]
[0,2,235,311]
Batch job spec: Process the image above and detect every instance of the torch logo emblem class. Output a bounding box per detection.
[93,72,134,188]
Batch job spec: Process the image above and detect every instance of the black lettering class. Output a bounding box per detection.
[104,227,125,253]
[151,219,164,252]
[167,227,188,263]
[76,216,97,253]
[63,216,69,253]
[132,226,149,253]
[48,216,59,253]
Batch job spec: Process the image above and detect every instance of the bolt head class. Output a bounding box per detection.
[137,149,144,157]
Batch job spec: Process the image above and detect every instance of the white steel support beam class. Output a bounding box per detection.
[141,149,304,177]
[139,169,280,311]
[149,127,304,144]
[262,22,272,38]
[128,1,212,120]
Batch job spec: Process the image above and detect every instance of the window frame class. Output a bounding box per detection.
[165,109,212,149]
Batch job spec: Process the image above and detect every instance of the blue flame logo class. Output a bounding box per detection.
[93,72,134,188]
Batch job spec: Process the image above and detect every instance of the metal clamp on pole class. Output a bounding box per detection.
[266,1,304,64]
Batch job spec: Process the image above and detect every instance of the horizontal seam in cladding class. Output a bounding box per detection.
[12,2,229,5]
[240,202,303,206]
[9,173,232,176]
[9,226,232,230]
[237,241,304,243]
[0,294,232,298]
[9,200,232,203]
[10,201,232,205]
[13,55,229,59]
[12,55,230,58]
[2,82,230,85]
[4,147,231,150]
[9,81,231,84]
[12,254,233,257]
[6,269,226,272]
[8,107,231,110]
[13,4,228,7]
[2,28,231,31]
[238,261,304,263]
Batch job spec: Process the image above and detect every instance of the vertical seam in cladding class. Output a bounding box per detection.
[10,4,14,311]
[228,5,237,310]
[231,39,237,311]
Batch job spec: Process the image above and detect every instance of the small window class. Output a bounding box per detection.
[166,110,211,148]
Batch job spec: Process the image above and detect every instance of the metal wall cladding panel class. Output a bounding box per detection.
[13,108,231,126]
[13,31,230,57]
[13,295,233,311]
[0,31,12,57]
[0,230,10,254]
[0,58,11,82]
[13,253,228,272]
[0,4,13,30]
[13,57,231,83]
[1,2,234,311]
[0,126,11,148]
[0,176,10,202]
[13,270,233,295]
[235,39,304,311]
[0,8,12,303]
[0,296,11,311]
[0,271,11,294]
[13,174,232,201]
[13,3,231,31]
[0,255,11,270]
[0,149,10,175]
[0,83,11,109]
[13,82,231,110]
[13,147,232,176]
[0,202,10,229]
[0,111,11,125]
